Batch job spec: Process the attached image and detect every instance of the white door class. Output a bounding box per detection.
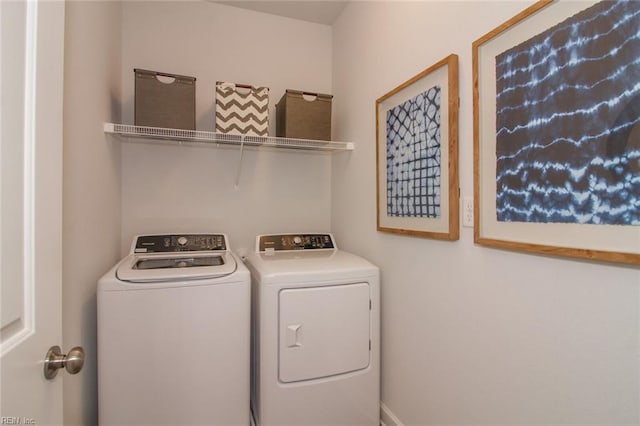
[279,283,371,383]
[1,1,67,424]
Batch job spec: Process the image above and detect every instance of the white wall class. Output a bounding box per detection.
[119,1,336,255]
[332,2,640,424]
[62,3,335,424]
[63,1,122,425]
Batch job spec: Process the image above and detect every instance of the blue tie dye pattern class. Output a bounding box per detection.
[495,0,640,225]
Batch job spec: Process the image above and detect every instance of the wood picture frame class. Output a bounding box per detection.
[376,54,459,240]
[473,0,640,265]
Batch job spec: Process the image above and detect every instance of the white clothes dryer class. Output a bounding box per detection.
[244,233,380,426]
[98,234,250,426]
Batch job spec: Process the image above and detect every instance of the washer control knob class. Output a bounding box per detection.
[293,236,302,245]
[177,236,188,246]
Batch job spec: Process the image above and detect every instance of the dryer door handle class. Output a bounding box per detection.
[286,324,302,348]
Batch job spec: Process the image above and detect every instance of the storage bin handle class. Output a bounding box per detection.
[302,92,318,102]
[216,82,258,90]
[285,89,332,101]
[154,71,177,78]
[134,68,196,83]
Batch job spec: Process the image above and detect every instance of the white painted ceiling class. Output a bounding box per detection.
[214,1,348,25]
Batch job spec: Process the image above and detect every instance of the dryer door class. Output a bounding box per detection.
[278,282,370,383]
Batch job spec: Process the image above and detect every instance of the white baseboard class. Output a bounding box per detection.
[380,402,404,426]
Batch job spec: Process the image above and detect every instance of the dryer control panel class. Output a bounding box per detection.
[257,234,335,252]
[133,234,227,253]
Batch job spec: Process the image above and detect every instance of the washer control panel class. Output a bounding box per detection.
[258,234,335,252]
[133,234,227,253]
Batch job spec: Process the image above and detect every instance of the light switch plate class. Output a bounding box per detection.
[463,196,473,228]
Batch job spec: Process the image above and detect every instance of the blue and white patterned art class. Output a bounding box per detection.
[386,86,441,218]
[495,0,640,226]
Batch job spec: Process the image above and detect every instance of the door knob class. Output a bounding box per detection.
[44,345,85,380]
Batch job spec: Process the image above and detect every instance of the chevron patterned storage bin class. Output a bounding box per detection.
[215,82,269,136]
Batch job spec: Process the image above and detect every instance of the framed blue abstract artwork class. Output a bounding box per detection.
[376,54,459,240]
[473,0,640,264]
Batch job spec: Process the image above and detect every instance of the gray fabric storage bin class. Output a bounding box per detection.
[276,90,333,141]
[134,69,196,130]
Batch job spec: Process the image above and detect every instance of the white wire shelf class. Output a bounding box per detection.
[103,123,355,152]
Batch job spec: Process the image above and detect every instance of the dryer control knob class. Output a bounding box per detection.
[177,236,188,246]
[293,236,302,245]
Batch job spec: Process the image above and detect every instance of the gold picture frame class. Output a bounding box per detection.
[376,54,459,240]
[473,0,640,265]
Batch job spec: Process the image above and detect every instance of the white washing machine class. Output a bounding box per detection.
[98,233,250,426]
[244,233,380,426]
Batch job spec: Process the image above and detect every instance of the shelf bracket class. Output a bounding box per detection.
[235,136,245,188]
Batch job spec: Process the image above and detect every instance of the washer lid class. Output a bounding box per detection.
[116,252,237,283]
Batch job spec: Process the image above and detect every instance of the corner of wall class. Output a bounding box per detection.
[62,1,123,424]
